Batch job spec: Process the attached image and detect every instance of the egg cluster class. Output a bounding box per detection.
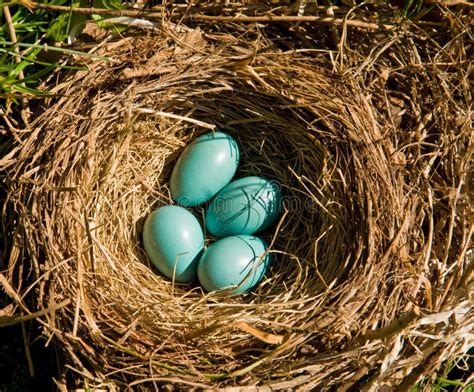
[143,131,282,294]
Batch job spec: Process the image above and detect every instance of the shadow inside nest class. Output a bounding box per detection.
[124,87,363,299]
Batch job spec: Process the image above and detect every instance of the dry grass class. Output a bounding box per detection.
[1,2,472,390]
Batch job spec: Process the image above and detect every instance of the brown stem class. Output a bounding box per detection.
[189,14,394,30]
[0,299,71,328]
[21,1,163,19]
[19,1,394,30]
[359,307,420,341]
[3,5,22,71]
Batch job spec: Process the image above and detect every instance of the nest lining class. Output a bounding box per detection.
[2,17,472,391]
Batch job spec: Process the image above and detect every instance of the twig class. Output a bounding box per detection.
[209,375,312,391]
[0,299,71,327]
[233,322,285,345]
[21,320,35,377]
[3,5,22,74]
[186,321,284,345]
[395,342,444,391]
[0,273,27,309]
[128,377,210,389]
[101,335,191,375]
[133,108,216,129]
[424,0,474,5]
[19,1,164,18]
[359,307,421,341]
[186,14,394,30]
[18,1,394,30]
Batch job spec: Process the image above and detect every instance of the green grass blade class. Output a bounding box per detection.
[0,40,110,59]
[10,83,49,96]
[0,47,87,69]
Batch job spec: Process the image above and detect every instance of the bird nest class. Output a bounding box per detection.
[1,5,472,391]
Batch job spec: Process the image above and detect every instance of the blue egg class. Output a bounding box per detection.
[170,131,239,207]
[205,176,282,237]
[143,205,204,282]
[197,235,272,294]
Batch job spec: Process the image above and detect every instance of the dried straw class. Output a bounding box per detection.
[1,3,472,390]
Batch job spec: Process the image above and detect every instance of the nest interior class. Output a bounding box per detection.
[1,9,473,391]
